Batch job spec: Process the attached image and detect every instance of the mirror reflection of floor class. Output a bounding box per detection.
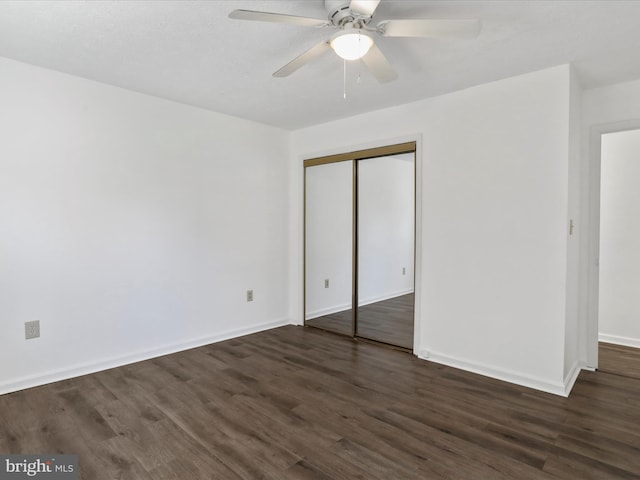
[357,293,414,349]
[305,293,414,349]
[305,308,353,336]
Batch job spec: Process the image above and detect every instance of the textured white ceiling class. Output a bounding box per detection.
[1,1,640,129]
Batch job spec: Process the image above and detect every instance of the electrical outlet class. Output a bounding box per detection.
[246,290,253,302]
[324,279,329,288]
[25,320,40,340]
[402,267,406,275]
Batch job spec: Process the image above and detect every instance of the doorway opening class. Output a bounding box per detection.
[596,128,640,378]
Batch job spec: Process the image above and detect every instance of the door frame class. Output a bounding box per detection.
[303,138,422,352]
[586,120,640,369]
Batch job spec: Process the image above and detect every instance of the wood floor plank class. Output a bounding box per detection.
[599,342,640,380]
[1,326,640,479]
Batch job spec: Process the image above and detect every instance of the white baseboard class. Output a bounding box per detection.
[358,289,414,307]
[418,349,580,397]
[0,318,290,396]
[305,290,414,320]
[563,361,584,396]
[305,303,351,321]
[598,333,640,349]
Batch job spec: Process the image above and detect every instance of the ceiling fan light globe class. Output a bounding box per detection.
[330,31,374,60]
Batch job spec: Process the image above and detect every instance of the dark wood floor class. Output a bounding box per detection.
[1,327,640,479]
[306,293,414,349]
[599,341,640,380]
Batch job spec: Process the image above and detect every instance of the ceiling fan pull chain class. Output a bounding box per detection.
[357,35,362,86]
[343,59,347,99]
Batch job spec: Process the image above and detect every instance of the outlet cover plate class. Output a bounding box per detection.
[25,320,40,340]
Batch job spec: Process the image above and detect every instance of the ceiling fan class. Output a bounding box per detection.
[229,0,481,83]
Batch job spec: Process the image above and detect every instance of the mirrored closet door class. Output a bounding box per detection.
[304,143,416,350]
[356,153,415,349]
[304,160,354,336]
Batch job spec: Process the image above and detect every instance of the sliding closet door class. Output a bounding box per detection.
[356,153,415,348]
[304,161,354,336]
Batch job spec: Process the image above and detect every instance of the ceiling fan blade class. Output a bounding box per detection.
[361,43,397,83]
[229,9,329,28]
[349,0,382,17]
[380,19,481,38]
[273,42,332,78]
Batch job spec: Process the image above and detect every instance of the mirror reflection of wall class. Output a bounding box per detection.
[357,153,415,349]
[305,160,353,335]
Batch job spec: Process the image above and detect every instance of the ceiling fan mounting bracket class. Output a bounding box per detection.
[375,20,388,35]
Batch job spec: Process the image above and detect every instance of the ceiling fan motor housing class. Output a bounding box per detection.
[325,0,364,27]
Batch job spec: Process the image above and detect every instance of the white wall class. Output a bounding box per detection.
[0,56,290,394]
[291,65,577,395]
[0,55,588,397]
[599,130,640,347]
[581,78,640,365]
[358,154,414,305]
[305,161,353,319]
